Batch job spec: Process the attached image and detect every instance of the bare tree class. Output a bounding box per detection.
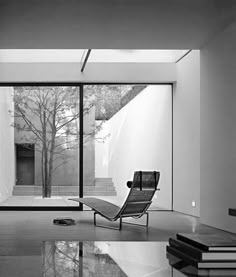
[10,85,141,198]
[11,86,102,198]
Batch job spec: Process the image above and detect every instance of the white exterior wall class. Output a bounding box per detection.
[95,85,172,209]
[95,122,109,178]
[0,87,15,202]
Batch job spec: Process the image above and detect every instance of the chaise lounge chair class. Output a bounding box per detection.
[69,171,160,230]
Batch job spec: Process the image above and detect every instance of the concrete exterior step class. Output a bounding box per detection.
[84,191,117,196]
[12,191,116,196]
[13,190,117,196]
[95,178,113,182]
[12,177,117,197]
[13,186,116,192]
[95,179,114,185]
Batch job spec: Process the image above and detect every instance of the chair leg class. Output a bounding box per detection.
[93,212,122,230]
[93,212,149,230]
[122,212,149,227]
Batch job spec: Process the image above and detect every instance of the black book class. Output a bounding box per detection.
[176,233,236,252]
[166,245,236,269]
[169,238,236,261]
[167,252,236,276]
[53,218,75,226]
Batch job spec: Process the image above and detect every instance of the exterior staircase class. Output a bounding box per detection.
[12,178,116,196]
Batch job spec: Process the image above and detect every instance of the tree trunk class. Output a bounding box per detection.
[44,147,49,197]
[42,111,50,198]
[41,148,45,198]
[47,135,56,198]
[47,98,58,199]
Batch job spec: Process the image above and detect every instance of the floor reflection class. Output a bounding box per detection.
[42,241,236,277]
[42,241,173,277]
[42,241,128,276]
[1,241,235,277]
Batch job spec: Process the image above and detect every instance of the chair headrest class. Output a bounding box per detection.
[132,171,160,190]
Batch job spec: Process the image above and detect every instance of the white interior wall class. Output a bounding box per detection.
[0,63,176,83]
[0,87,15,202]
[173,50,200,217]
[95,85,172,210]
[200,20,236,232]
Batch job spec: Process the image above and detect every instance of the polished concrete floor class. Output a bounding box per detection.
[0,211,217,245]
[0,210,234,276]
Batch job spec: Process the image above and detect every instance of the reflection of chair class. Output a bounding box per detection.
[69,171,160,230]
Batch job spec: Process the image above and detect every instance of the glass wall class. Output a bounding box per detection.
[0,86,80,207]
[0,84,172,210]
[83,84,172,211]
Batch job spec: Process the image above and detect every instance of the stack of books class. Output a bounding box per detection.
[166,233,236,276]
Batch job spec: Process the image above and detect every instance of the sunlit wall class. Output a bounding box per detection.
[95,85,172,209]
[0,87,15,202]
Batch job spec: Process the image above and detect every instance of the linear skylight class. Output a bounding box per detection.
[0,49,189,63]
[0,50,86,63]
[88,49,189,63]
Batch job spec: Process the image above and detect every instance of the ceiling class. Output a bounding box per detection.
[0,0,235,49]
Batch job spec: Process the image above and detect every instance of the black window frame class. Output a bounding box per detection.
[0,82,173,211]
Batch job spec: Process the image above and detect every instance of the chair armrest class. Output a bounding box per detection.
[127,181,132,188]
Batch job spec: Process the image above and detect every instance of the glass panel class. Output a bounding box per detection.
[0,49,86,63]
[83,84,172,211]
[0,86,80,207]
[88,49,189,63]
[0,49,189,63]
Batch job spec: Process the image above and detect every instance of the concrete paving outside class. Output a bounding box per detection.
[0,195,163,210]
